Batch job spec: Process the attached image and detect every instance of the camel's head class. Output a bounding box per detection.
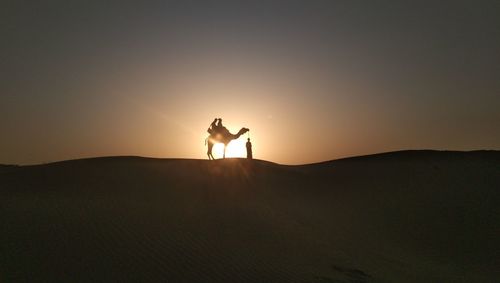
[233,127,250,138]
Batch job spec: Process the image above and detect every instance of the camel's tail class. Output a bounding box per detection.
[204,137,208,146]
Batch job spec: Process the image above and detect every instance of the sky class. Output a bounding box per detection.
[1,0,499,165]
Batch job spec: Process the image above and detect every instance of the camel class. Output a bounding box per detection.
[206,127,249,160]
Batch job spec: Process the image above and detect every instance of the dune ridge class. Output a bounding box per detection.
[1,150,499,282]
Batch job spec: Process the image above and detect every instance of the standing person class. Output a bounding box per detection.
[246,138,253,159]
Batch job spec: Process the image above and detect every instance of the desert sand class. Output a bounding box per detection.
[1,150,498,282]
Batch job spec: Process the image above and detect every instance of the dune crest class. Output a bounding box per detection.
[1,150,499,282]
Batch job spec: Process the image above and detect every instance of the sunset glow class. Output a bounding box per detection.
[211,139,248,159]
[1,2,499,165]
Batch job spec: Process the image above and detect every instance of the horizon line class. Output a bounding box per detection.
[3,149,499,167]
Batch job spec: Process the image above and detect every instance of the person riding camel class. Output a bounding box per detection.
[208,118,218,134]
[207,118,229,136]
[205,119,250,160]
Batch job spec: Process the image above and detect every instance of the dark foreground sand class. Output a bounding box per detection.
[1,150,499,282]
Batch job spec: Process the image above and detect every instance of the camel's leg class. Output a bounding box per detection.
[207,141,214,160]
[223,145,226,159]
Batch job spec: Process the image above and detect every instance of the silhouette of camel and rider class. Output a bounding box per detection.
[205,118,250,160]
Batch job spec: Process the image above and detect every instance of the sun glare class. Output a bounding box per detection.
[212,139,247,158]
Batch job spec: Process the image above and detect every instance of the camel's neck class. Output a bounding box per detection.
[231,128,249,140]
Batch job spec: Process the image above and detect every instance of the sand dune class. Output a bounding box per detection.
[1,150,499,282]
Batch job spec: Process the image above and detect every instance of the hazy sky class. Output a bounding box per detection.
[2,1,499,164]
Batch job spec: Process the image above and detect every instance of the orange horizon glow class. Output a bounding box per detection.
[2,63,499,166]
[1,2,499,165]
[2,65,499,166]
